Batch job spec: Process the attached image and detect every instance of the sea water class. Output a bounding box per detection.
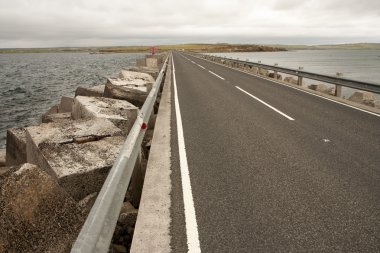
[0,52,144,148]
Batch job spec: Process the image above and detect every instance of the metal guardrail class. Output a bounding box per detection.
[71,53,170,253]
[191,53,380,94]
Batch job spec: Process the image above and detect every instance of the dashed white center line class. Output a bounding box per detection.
[197,64,205,69]
[208,70,225,80]
[172,56,202,253]
[236,86,295,121]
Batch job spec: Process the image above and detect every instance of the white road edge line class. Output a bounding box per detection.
[197,64,205,69]
[236,86,295,121]
[208,70,225,80]
[172,56,202,253]
[190,54,380,118]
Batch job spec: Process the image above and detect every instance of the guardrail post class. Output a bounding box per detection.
[274,63,278,79]
[130,148,144,207]
[297,67,303,86]
[335,85,342,97]
[258,61,262,75]
[335,72,343,97]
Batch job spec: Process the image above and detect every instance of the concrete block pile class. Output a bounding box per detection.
[0,53,165,252]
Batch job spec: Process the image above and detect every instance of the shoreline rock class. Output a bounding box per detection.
[0,163,85,252]
[308,84,335,96]
[284,76,298,85]
[348,91,376,107]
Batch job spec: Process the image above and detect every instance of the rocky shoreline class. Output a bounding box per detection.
[0,53,166,252]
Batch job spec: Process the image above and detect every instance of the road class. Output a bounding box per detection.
[169,51,380,252]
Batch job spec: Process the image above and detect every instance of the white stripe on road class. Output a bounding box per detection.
[172,56,202,253]
[197,64,205,69]
[236,86,295,121]
[208,70,225,80]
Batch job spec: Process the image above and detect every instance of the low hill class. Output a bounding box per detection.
[267,43,380,50]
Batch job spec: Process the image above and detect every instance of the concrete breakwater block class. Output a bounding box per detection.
[258,68,269,76]
[145,55,164,68]
[26,118,124,200]
[104,78,151,108]
[0,149,5,167]
[146,57,158,68]
[308,84,335,96]
[284,76,298,85]
[128,66,159,80]
[59,96,74,113]
[6,127,27,166]
[40,97,74,122]
[0,163,84,252]
[268,72,283,80]
[41,104,60,121]
[42,112,72,123]
[119,70,155,85]
[75,84,105,97]
[72,96,139,135]
[136,58,146,67]
[348,91,376,107]
[249,67,259,74]
[0,166,12,176]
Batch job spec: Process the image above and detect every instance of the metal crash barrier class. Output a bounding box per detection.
[71,53,170,253]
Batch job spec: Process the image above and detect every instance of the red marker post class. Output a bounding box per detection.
[152,46,155,55]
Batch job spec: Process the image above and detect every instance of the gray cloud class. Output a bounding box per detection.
[0,0,379,48]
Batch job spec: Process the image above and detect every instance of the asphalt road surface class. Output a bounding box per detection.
[169,51,380,252]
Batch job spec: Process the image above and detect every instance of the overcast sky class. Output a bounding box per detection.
[0,0,379,48]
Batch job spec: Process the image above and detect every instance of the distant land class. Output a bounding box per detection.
[0,43,379,54]
[266,43,380,50]
[0,44,286,54]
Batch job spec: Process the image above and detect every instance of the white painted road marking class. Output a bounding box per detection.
[236,86,295,121]
[208,70,225,80]
[172,56,202,253]
[197,64,205,69]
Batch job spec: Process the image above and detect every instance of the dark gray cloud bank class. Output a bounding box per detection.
[0,0,379,48]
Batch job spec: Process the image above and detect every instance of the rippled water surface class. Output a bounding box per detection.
[0,52,144,148]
